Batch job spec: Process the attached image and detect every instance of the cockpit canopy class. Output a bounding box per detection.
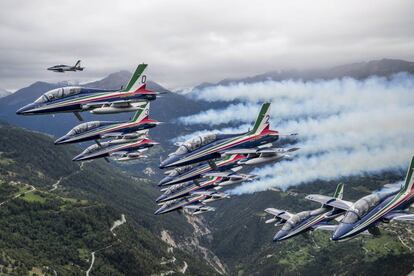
[281,208,326,231]
[169,165,193,177]
[68,121,101,136]
[342,192,387,224]
[35,86,82,103]
[172,134,217,155]
[164,183,188,195]
[83,142,111,154]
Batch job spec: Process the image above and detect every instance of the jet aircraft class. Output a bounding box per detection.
[265,183,348,242]
[17,63,160,120]
[72,137,158,162]
[47,60,85,72]
[154,190,230,215]
[159,102,297,168]
[54,102,159,144]
[327,157,414,241]
[156,173,256,203]
[158,154,247,186]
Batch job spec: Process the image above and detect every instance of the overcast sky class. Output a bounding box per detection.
[1,0,414,91]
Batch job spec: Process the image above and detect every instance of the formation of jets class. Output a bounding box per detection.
[18,61,412,244]
[17,63,160,163]
[156,102,299,215]
[47,60,85,73]
[265,157,414,242]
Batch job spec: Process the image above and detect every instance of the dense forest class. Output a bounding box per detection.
[0,122,218,275]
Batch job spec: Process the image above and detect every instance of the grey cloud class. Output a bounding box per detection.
[1,0,414,90]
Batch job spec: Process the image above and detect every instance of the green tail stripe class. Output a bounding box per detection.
[131,102,149,122]
[402,156,414,192]
[131,109,143,122]
[333,183,344,198]
[123,63,147,91]
[251,102,270,133]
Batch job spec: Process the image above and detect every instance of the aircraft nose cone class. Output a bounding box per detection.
[16,104,33,115]
[154,206,166,215]
[158,177,172,186]
[273,230,288,242]
[331,224,349,241]
[159,156,176,169]
[72,153,84,162]
[54,136,67,145]
[156,194,167,202]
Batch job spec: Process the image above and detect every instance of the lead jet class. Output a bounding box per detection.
[154,190,230,215]
[17,63,159,120]
[158,154,247,187]
[329,157,414,241]
[72,137,158,162]
[54,102,159,144]
[159,102,296,169]
[265,183,348,242]
[156,173,256,203]
[47,60,85,73]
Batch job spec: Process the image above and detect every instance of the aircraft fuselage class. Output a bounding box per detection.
[16,87,156,115]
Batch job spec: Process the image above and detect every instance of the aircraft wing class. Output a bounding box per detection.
[383,212,414,223]
[312,224,338,231]
[183,204,205,210]
[305,194,354,210]
[83,100,146,109]
[109,151,129,157]
[222,147,299,155]
[202,170,237,178]
[101,132,125,139]
[190,191,214,196]
[201,166,243,178]
[392,214,414,222]
[264,208,293,221]
[227,173,258,180]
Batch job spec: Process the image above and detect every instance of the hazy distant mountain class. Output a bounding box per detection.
[0,87,11,98]
[195,58,414,90]
[0,71,212,148]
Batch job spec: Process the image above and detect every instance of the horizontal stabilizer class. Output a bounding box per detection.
[305,194,353,210]
[264,208,292,221]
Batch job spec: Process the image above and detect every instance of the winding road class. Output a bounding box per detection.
[86,214,127,275]
[49,162,85,192]
[0,184,36,207]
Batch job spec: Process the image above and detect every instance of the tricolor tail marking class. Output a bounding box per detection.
[250,102,271,134]
[402,156,414,193]
[132,102,150,122]
[123,63,147,92]
[333,183,344,199]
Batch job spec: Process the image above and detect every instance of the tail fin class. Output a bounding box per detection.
[122,63,148,92]
[75,60,81,68]
[333,183,344,199]
[401,156,414,193]
[131,102,150,122]
[250,102,271,134]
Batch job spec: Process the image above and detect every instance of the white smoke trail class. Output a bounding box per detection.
[231,144,411,194]
[180,73,414,126]
[177,73,414,194]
